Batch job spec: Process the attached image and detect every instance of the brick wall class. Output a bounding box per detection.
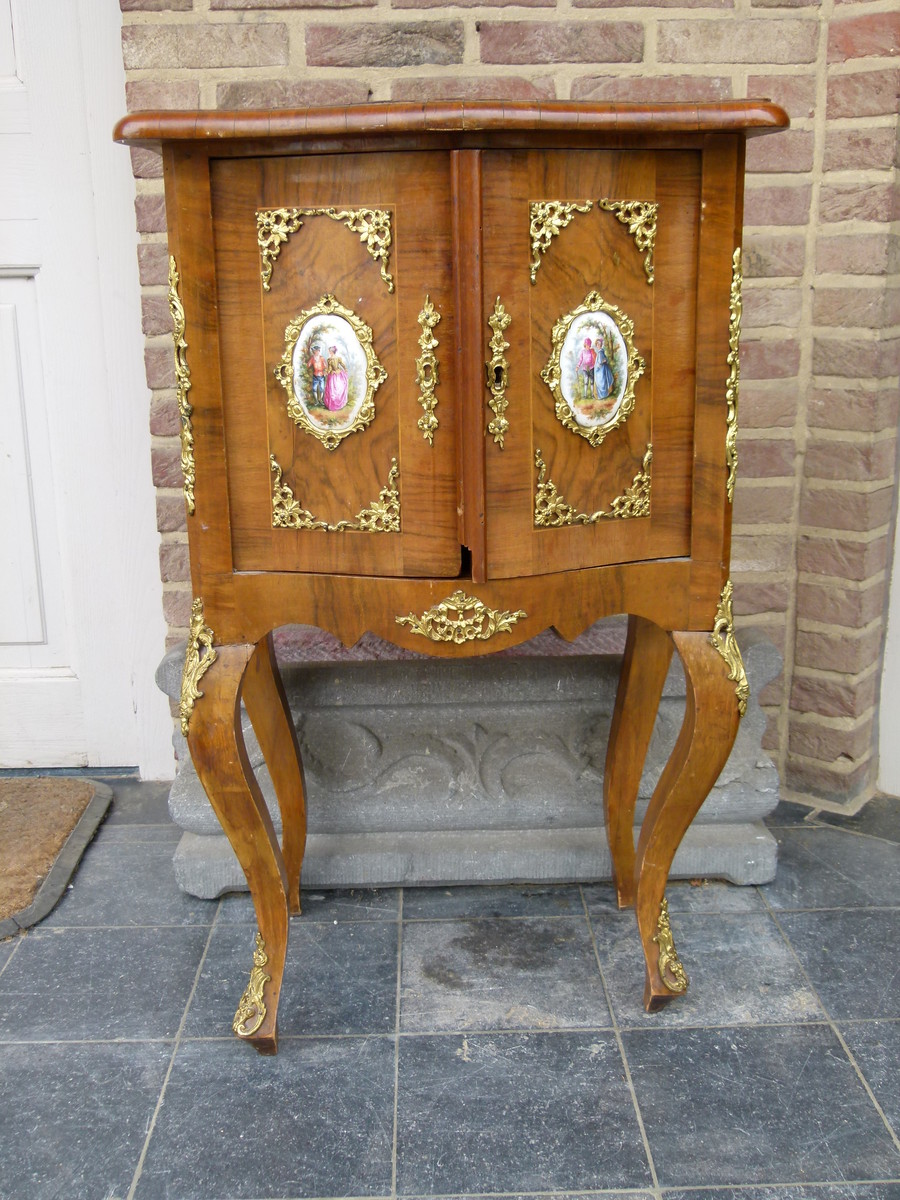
[119,0,900,809]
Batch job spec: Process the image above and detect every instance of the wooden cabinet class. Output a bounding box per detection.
[116,101,788,1054]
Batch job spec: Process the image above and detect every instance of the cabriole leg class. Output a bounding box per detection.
[242,633,307,915]
[634,630,742,1012]
[603,615,673,908]
[187,642,289,1055]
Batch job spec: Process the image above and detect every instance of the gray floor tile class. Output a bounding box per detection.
[622,1024,900,1186]
[662,878,768,913]
[592,911,822,1028]
[818,795,900,845]
[396,1031,653,1195]
[101,778,174,825]
[217,885,401,924]
[762,827,900,910]
[0,925,208,1041]
[0,936,16,973]
[403,882,589,920]
[778,909,900,1020]
[841,1020,900,1134]
[0,1041,171,1200]
[43,837,212,928]
[133,1036,395,1199]
[400,916,611,1032]
[184,919,399,1039]
[764,799,822,827]
[666,1187,900,1200]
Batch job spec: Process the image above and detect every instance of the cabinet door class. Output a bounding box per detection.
[481,149,700,579]
[210,151,460,578]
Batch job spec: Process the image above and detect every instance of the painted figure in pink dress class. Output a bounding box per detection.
[323,345,349,411]
[576,337,596,400]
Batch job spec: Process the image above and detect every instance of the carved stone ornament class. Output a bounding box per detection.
[534,444,652,528]
[597,198,658,284]
[271,454,400,533]
[232,932,271,1038]
[396,590,526,645]
[167,257,196,515]
[257,206,394,293]
[485,297,511,448]
[529,200,593,283]
[275,294,387,452]
[180,598,216,737]
[416,296,441,444]
[725,247,742,504]
[654,898,689,994]
[710,579,750,717]
[541,290,645,449]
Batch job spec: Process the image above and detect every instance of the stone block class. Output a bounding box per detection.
[158,634,782,897]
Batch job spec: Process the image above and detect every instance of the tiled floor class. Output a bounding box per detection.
[1,783,899,1200]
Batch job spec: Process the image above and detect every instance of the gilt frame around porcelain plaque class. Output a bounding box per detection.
[541,290,645,448]
[275,294,387,452]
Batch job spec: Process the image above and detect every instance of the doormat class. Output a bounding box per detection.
[0,777,112,938]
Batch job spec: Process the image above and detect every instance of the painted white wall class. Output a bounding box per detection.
[0,0,173,777]
[878,499,900,796]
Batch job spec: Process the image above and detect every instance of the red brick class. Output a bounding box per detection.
[163,586,193,629]
[743,286,803,329]
[135,192,167,235]
[785,754,874,802]
[731,532,794,573]
[657,19,817,64]
[742,233,806,278]
[797,533,889,579]
[791,672,879,719]
[145,342,176,390]
[788,717,875,763]
[816,233,891,275]
[800,485,894,533]
[826,68,900,118]
[796,579,886,627]
[741,338,801,379]
[150,392,181,438]
[307,21,464,66]
[572,75,731,102]
[733,484,795,525]
[794,624,883,673]
[142,294,171,337]
[392,76,556,100]
[739,380,800,428]
[126,80,200,111]
[217,80,371,108]
[479,21,642,63]
[813,289,872,333]
[159,540,191,583]
[130,147,163,180]
[814,335,899,380]
[805,434,897,481]
[138,242,169,287]
[808,386,899,433]
[819,182,895,223]
[121,0,191,9]
[745,129,815,173]
[157,494,188,534]
[122,24,288,69]
[214,0,371,6]
[399,0,549,7]
[743,184,811,226]
[747,73,816,119]
[828,12,900,63]
[577,0,728,8]
[732,580,791,616]
[737,437,797,477]
[151,443,185,489]
[823,127,898,173]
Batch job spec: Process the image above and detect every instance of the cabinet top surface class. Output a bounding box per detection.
[114,99,788,149]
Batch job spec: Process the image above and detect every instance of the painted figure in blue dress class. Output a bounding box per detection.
[593,343,615,401]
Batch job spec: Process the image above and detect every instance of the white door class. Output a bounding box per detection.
[0,0,172,776]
